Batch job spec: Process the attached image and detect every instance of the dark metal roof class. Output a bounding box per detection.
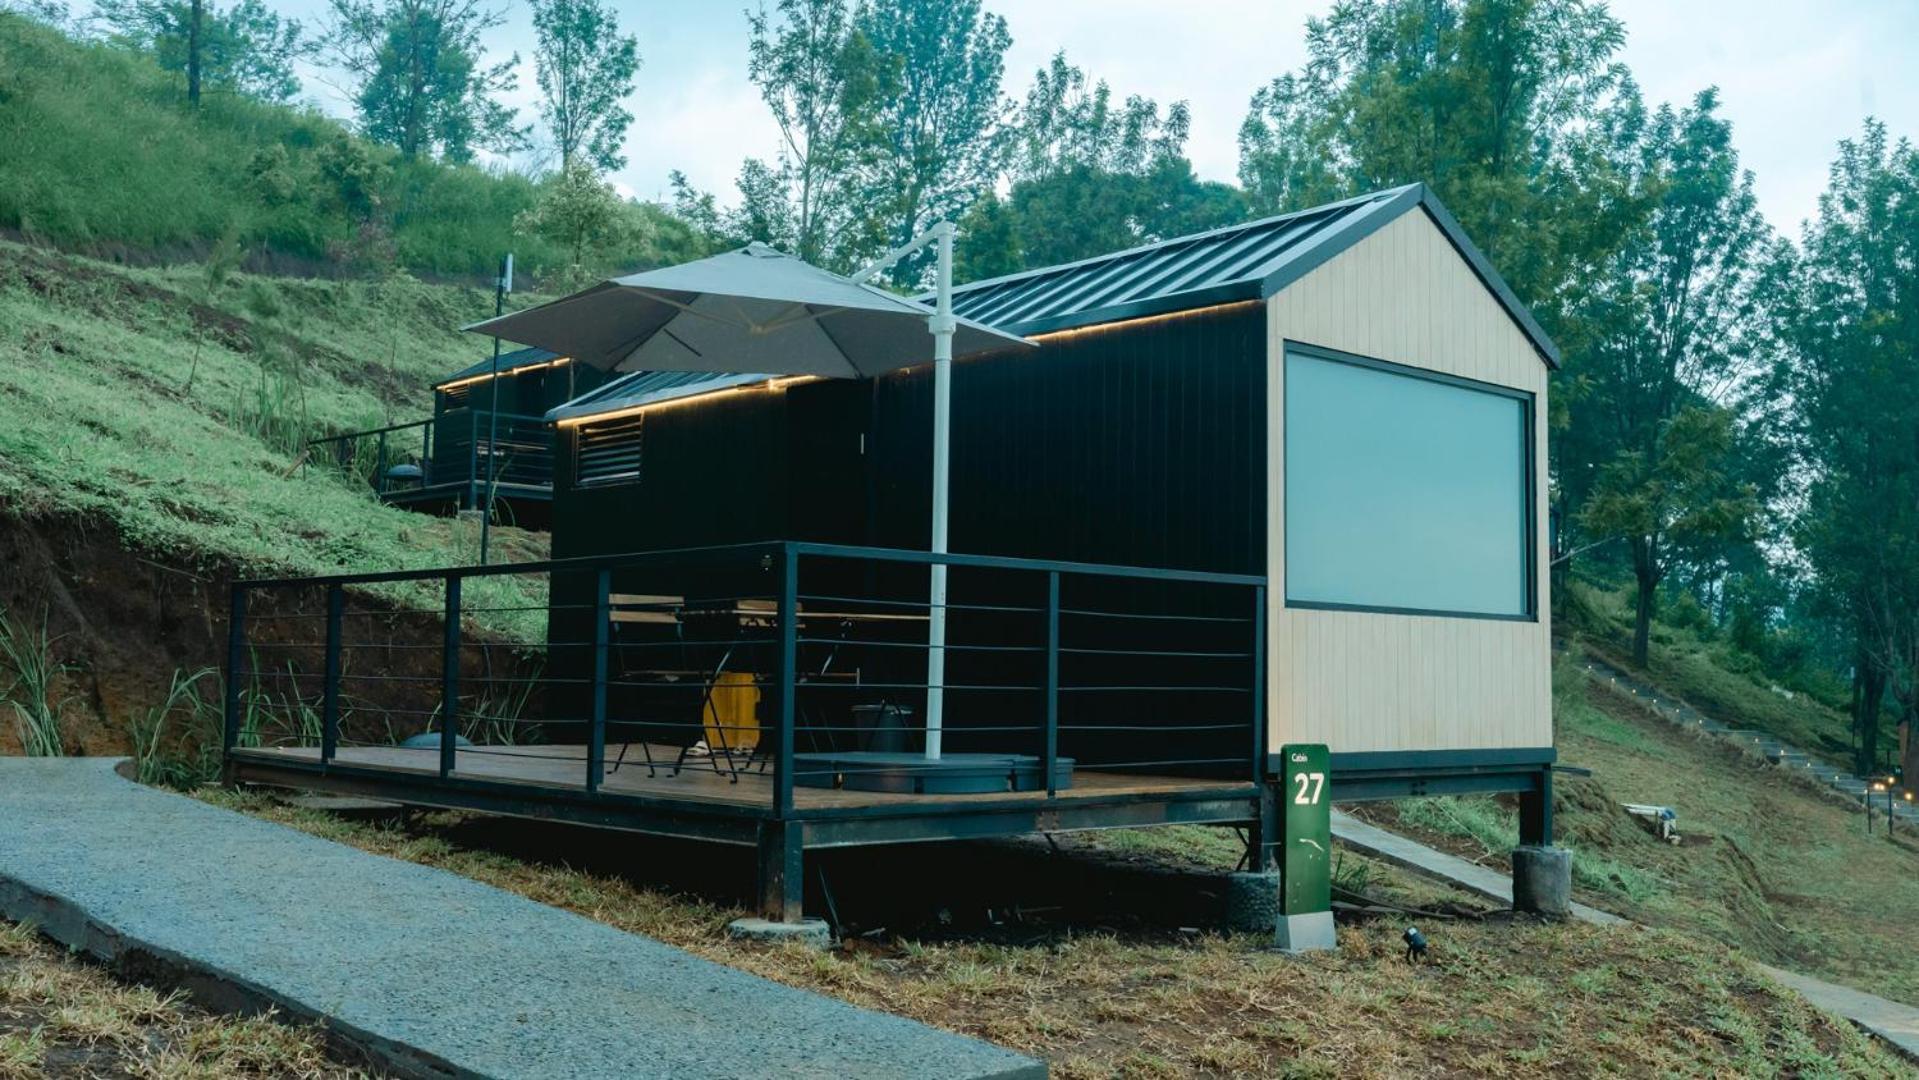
[436,346,563,388]
[545,369,770,422]
[932,183,1559,368]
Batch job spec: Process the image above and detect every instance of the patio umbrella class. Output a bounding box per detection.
[465,233,1032,761]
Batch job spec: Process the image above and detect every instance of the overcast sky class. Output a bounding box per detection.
[113,0,1919,237]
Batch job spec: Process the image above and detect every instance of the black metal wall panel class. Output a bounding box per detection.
[867,303,1265,575]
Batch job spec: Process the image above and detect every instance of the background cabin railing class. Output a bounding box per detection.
[306,408,555,502]
[222,543,1268,819]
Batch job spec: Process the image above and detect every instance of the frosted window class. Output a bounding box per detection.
[1284,349,1530,617]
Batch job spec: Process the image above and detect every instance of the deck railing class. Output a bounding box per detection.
[223,543,1267,819]
[306,408,555,503]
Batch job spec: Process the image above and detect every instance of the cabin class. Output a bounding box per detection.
[228,184,1558,928]
[544,183,1553,792]
[307,346,614,525]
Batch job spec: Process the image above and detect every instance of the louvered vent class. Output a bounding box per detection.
[441,383,471,409]
[576,413,644,486]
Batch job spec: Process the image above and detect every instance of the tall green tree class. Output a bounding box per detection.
[515,160,635,280]
[958,52,1244,277]
[530,0,639,172]
[321,0,526,162]
[1563,89,1776,666]
[720,0,887,269]
[1775,120,1919,774]
[94,0,307,103]
[852,0,1010,283]
[1236,0,1631,307]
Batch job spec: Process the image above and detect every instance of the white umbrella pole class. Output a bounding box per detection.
[928,219,959,759]
[926,222,955,761]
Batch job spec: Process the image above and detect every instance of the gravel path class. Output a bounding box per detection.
[0,758,1042,1080]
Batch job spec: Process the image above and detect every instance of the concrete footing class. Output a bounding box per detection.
[1224,871,1281,934]
[725,917,834,948]
[1275,911,1338,953]
[1512,844,1572,918]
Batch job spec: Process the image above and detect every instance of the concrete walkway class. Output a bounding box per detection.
[0,759,1041,1080]
[1330,808,1919,1062]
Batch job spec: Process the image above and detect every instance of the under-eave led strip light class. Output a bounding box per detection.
[437,355,574,392]
[557,299,1264,426]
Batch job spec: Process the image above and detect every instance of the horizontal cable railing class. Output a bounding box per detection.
[225,542,1267,819]
[305,409,556,500]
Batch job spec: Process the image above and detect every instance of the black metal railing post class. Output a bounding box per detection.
[321,584,343,764]
[1044,570,1060,797]
[223,585,247,755]
[775,544,798,817]
[466,411,479,509]
[440,575,461,777]
[1250,584,1267,782]
[587,568,610,793]
[421,420,433,486]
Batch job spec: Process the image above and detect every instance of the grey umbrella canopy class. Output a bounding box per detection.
[463,243,1030,374]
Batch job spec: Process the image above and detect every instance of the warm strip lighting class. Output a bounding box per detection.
[559,374,821,428]
[437,355,573,391]
[1023,299,1263,344]
[556,301,1258,425]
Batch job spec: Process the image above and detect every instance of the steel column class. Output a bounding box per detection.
[440,576,461,778]
[1043,571,1060,797]
[321,584,343,764]
[1250,584,1267,782]
[222,586,247,755]
[587,568,609,793]
[756,819,805,922]
[775,545,798,817]
[1519,767,1553,846]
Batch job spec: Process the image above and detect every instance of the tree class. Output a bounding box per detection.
[957,53,1244,275]
[1775,121,1919,774]
[705,0,887,270]
[514,160,641,283]
[1235,0,1632,307]
[530,0,639,172]
[1562,89,1776,666]
[852,0,1010,284]
[321,0,526,162]
[94,0,308,103]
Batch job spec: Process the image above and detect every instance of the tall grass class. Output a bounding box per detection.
[129,666,223,786]
[0,13,564,278]
[0,606,69,756]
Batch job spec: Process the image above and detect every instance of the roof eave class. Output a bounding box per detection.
[1256,184,1560,370]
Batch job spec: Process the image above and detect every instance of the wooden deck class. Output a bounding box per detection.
[234,743,1229,812]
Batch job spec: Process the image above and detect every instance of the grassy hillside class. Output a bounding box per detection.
[0,238,548,575]
[1562,581,1877,765]
[1359,646,1919,1008]
[0,13,704,282]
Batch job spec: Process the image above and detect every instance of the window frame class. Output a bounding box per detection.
[1281,340,1538,622]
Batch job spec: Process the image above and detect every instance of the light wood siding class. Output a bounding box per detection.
[1265,208,1551,754]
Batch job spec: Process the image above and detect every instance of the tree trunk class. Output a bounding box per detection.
[1630,536,1657,668]
[187,0,203,107]
[1857,659,1886,778]
[1901,698,1917,797]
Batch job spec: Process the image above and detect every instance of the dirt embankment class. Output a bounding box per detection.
[0,509,518,756]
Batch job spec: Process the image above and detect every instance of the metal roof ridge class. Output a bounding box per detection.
[932,184,1415,299]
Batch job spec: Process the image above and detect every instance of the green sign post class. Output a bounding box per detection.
[1276,743,1336,952]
